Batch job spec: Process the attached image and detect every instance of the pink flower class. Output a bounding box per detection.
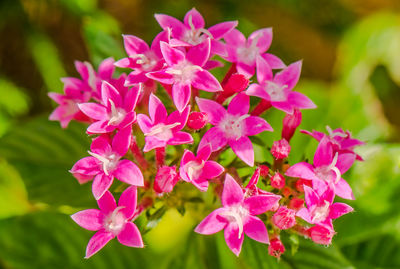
[285,137,356,200]
[147,40,222,112]
[71,186,144,258]
[308,225,335,245]
[268,238,285,258]
[197,93,273,166]
[195,174,281,256]
[271,139,291,160]
[154,166,179,194]
[155,8,237,56]
[297,185,353,229]
[272,206,296,230]
[137,93,193,152]
[78,81,140,134]
[70,128,144,199]
[224,28,285,77]
[246,61,316,114]
[179,144,224,191]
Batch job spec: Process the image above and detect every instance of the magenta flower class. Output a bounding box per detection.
[246,60,316,114]
[195,174,281,256]
[297,185,353,230]
[70,128,144,199]
[223,28,285,77]
[272,206,296,230]
[307,225,335,245]
[146,40,222,112]
[281,109,302,141]
[137,93,193,152]
[268,238,285,258]
[71,186,144,258]
[78,81,139,134]
[155,8,237,56]
[154,166,179,194]
[197,93,273,166]
[285,137,356,200]
[179,144,224,191]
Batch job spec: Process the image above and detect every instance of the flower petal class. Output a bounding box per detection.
[118,186,137,219]
[244,216,269,244]
[160,41,185,66]
[78,103,108,121]
[192,70,222,92]
[184,8,205,29]
[303,185,320,207]
[246,84,270,100]
[101,81,122,107]
[274,61,302,90]
[154,14,186,38]
[168,131,193,146]
[285,162,318,180]
[336,153,356,174]
[249,28,272,53]
[137,114,153,134]
[146,71,174,84]
[208,21,238,40]
[195,208,228,235]
[114,160,144,187]
[97,190,117,215]
[187,39,211,67]
[334,178,355,200]
[314,137,333,167]
[196,97,226,125]
[224,223,244,257]
[224,29,246,47]
[85,230,114,258]
[222,174,244,207]
[244,194,282,215]
[71,209,103,231]
[198,127,228,152]
[70,157,100,177]
[148,93,168,124]
[172,83,191,112]
[123,35,149,55]
[288,91,317,110]
[117,222,144,247]
[92,174,114,200]
[227,93,249,116]
[143,136,166,152]
[262,53,286,69]
[244,116,273,136]
[329,203,353,219]
[199,161,225,179]
[229,136,254,167]
[112,127,131,157]
[256,55,273,83]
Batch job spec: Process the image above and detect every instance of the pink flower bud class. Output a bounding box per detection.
[270,172,285,189]
[272,206,296,230]
[295,178,312,192]
[271,139,291,159]
[308,225,335,245]
[187,111,208,130]
[268,238,285,258]
[289,197,304,210]
[154,166,179,194]
[223,73,249,94]
[259,165,270,178]
[282,109,302,141]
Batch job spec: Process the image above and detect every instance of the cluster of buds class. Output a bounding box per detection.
[49,8,364,259]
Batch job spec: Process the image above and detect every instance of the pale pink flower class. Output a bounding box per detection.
[197,93,273,166]
[272,206,296,229]
[70,128,144,200]
[71,186,143,258]
[195,174,281,256]
[137,93,193,152]
[154,166,179,194]
[179,144,224,191]
[246,61,316,114]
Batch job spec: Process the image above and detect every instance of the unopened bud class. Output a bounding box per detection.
[154,166,179,194]
[270,172,285,189]
[282,109,302,141]
[295,178,312,192]
[272,206,296,230]
[289,197,304,210]
[259,165,270,178]
[187,111,208,130]
[268,238,285,258]
[308,225,335,245]
[271,139,291,159]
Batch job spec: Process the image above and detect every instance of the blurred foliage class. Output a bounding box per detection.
[0,0,400,268]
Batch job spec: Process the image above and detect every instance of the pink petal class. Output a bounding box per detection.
[70,157,100,177]
[114,160,144,186]
[224,29,246,47]
[288,92,317,110]
[101,81,122,107]
[117,186,137,219]
[198,127,228,152]
[184,8,205,29]
[187,39,211,67]
[244,216,269,244]
[285,162,318,180]
[256,56,273,83]
[262,53,286,69]
[246,84,270,100]
[151,30,169,56]
[87,120,114,134]
[98,57,115,79]
[227,93,249,116]
[204,58,224,69]
[224,223,244,257]
[97,190,117,215]
[210,39,227,57]
[244,116,273,136]
[168,131,193,146]
[329,203,353,219]
[123,35,149,55]
[166,105,190,132]
[336,153,356,174]
[296,208,312,223]
[274,61,302,91]
[197,143,212,160]
[154,14,186,38]
[148,93,168,124]
[208,21,238,40]
[123,87,140,112]
[199,161,224,179]
[137,114,153,134]
[229,136,254,167]
[196,97,226,125]
[244,194,281,215]
[236,62,255,78]
[160,41,185,66]
[172,83,191,112]
[85,230,114,258]
[195,208,228,235]
[90,135,112,155]
[334,178,355,200]
[303,185,320,207]
[143,136,166,152]
[222,174,244,207]
[146,71,174,85]
[271,101,293,114]
[92,174,114,200]
[71,209,103,231]
[117,222,144,247]
[249,28,272,53]
[314,137,333,167]
[78,103,108,121]
[112,127,131,157]
[192,70,222,92]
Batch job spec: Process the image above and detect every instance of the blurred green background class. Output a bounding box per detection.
[0,0,400,268]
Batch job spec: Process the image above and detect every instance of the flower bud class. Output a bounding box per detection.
[295,178,312,192]
[154,166,179,194]
[270,172,285,189]
[223,73,249,94]
[271,139,291,159]
[187,111,208,130]
[308,225,335,245]
[259,165,270,178]
[272,206,296,229]
[282,109,302,141]
[268,238,285,258]
[289,197,304,210]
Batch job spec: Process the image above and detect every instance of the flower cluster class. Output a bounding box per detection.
[49,8,364,259]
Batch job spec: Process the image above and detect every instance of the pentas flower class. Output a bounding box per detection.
[285,137,356,200]
[247,60,316,114]
[179,144,224,191]
[147,40,222,112]
[308,225,335,245]
[137,94,193,152]
[297,185,353,230]
[78,81,140,134]
[195,174,281,256]
[155,8,237,56]
[154,166,179,194]
[282,109,302,141]
[49,58,116,128]
[71,186,143,258]
[272,206,296,229]
[197,93,273,166]
[302,126,365,161]
[223,28,285,77]
[70,128,144,199]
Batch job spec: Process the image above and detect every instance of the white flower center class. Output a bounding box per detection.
[314,153,341,183]
[108,99,126,126]
[182,15,212,45]
[185,159,205,180]
[264,81,287,102]
[88,151,120,176]
[311,200,330,223]
[104,206,126,235]
[134,53,158,71]
[220,205,249,238]
[219,114,248,140]
[144,122,181,141]
[236,33,262,65]
[166,61,202,84]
